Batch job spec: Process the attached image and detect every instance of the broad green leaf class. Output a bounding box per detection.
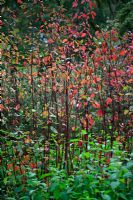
[40,173,53,179]
[110,181,119,189]
[81,130,87,135]
[101,194,111,200]
[51,127,58,134]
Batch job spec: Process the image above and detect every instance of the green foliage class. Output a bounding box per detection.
[0,140,133,199]
[116,1,133,35]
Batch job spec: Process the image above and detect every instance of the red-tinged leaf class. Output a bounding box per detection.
[84,102,88,106]
[80,46,86,52]
[120,49,127,56]
[33,0,38,3]
[69,95,73,102]
[94,62,99,68]
[74,48,79,52]
[115,70,125,76]
[97,109,104,117]
[81,0,85,4]
[95,31,100,38]
[91,11,96,19]
[81,118,87,128]
[89,0,96,10]
[17,0,23,4]
[42,55,52,65]
[14,166,20,172]
[7,163,13,170]
[113,113,119,121]
[0,20,3,26]
[88,68,94,76]
[89,116,94,127]
[15,104,20,111]
[92,101,100,109]
[30,162,37,169]
[97,138,102,144]
[52,86,56,92]
[84,134,88,140]
[72,89,77,95]
[81,32,86,38]
[102,47,107,54]
[112,54,117,61]
[81,79,87,85]
[48,38,54,44]
[40,25,44,29]
[90,93,95,99]
[86,114,94,127]
[129,45,133,50]
[106,97,112,105]
[72,0,78,8]
[111,29,117,35]
[77,102,82,109]
[63,38,68,43]
[78,141,83,148]
[0,104,4,111]
[61,54,66,59]
[23,61,27,67]
[24,155,30,162]
[82,13,88,19]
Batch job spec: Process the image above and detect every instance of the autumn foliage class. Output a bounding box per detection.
[1,0,133,199]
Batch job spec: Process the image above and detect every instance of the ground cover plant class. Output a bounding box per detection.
[0,0,133,199]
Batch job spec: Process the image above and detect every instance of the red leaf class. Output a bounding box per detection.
[120,50,127,56]
[112,54,117,61]
[106,97,112,105]
[72,0,78,8]
[84,134,88,140]
[129,45,133,50]
[91,11,96,19]
[82,13,88,19]
[81,0,86,4]
[63,38,68,43]
[40,25,44,29]
[30,162,37,169]
[97,109,104,117]
[23,61,27,67]
[17,0,23,4]
[81,32,86,38]
[15,104,20,111]
[89,116,94,127]
[92,101,100,109]
[78,141,83,148]
[0,20,3,26]
[48,38,54,44]
[86,114,94,127]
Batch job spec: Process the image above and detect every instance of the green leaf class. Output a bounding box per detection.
[117,193,128,200]
[60,192,68,200]
[50,127,58,134]
[127,161,133,169]
[27,172,36,178]
[31,109,36,113]
[101,194,111,200]
[40,173,53,179]
[110,181,119,189]
[14,186,23,193]
[81,130,87,135]
[3,177,8,185]
[19,197,30,200]
[123,171,132,178]
[70,139,80,142]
